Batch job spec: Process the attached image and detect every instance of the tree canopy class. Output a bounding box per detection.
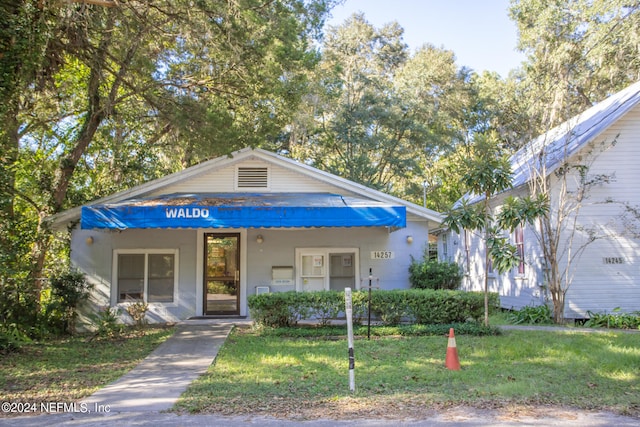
[2,0,640,332]
[288,14,478,205]
[0,0,337,329]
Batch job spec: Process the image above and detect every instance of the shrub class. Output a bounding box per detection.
[89,306,124,338]
[369,290,408,325]
[248,291,372,327]
[0,324,31,354]
[406,289,494,324]
[584,308,640,329]
[409,257,463,290]
[125,301,149,327]
[507,304,553,325]
[0,275,39,336]
[248,292,311,327]
[305,291,343,326]
[248,289,497,327]
[44,269,92,335]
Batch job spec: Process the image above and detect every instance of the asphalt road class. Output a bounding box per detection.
[2,406,639,427]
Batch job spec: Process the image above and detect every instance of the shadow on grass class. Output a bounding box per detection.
[0,326,175,405]
[176,328,640,418]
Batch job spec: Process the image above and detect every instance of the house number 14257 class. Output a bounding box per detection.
[371,251,394,259]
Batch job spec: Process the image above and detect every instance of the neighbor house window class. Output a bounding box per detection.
[515,225,525,275]
[463,229,471,274]
[486,238,494,276]
[116,250,178,303]
[441,236,448,260]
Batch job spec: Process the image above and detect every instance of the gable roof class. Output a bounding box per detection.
[49,147,442,229]
[511,80,640,190]
[460,80,640,207]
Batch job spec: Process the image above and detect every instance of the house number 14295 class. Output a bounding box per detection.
[371,251,394,259]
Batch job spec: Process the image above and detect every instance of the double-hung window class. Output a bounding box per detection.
[514,225,525,275]
[115,250,178,303]
[463,229,471,274]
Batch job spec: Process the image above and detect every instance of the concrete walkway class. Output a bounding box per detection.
[80,319,237,413]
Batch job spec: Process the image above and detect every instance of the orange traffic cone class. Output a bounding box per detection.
[445,328,461,370]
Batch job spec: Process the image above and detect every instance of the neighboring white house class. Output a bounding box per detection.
[442,81,640,320]
[50,147,442,325]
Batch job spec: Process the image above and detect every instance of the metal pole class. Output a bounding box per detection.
[367,267,372,340]
[345,287,355,393]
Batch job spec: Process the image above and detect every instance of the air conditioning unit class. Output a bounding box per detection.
[256,286,270,295]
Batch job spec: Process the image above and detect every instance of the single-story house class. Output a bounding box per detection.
[50,147,442,325]
[441,81,640,320]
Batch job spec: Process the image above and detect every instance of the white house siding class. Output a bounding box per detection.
[447,215,545,312]
[555,106,640,317]
[447,104,640,319]
[149,156,347,195]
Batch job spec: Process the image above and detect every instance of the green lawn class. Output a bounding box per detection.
[0,326,175,407]
[2,323,638,421]
[175,326,640,420]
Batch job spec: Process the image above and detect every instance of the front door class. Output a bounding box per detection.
[204,233,240,315]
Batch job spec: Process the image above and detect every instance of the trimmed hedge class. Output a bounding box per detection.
[248,289,498,327]
[409,258,463,290]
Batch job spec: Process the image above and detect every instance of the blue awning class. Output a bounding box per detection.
[80,193,406,230]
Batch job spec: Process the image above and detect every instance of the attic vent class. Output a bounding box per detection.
[237,167,269,188]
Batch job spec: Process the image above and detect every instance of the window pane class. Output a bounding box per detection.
[118,254,144,302]
[516,226,525,275]
[329,253,354,291]
[301,255,324,276]
[148,254,174,302]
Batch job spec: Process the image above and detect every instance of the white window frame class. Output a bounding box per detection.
[295,247,360,292]
[486,238,496,278]
[514,224,525,277]
[463,229,471,273]
[441,234,448,261]
[113,249,179,305]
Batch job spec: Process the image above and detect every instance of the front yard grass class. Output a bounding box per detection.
[0,326,175,411]
[175,326,640,420]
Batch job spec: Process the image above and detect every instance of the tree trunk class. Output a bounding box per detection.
[539,213,567,324]
[549,260,566,324]
[552,290,565,324]
[1,102,21,286]
[484,243,490,327]
[33,12,118,293]
[1,104,19,220]
[483,195,490,327]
